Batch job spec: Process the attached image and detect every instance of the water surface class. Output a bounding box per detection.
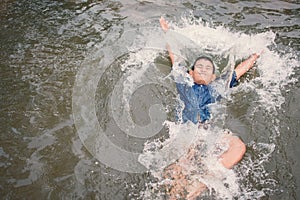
[0,0,299,199]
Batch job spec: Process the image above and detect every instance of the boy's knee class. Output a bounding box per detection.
[230,136,246,159]
[232,137,246,154]
[239,140,246,155]
[220,135,246,169]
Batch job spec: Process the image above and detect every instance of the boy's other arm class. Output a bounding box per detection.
[160,17,175,65]
[166,44,175,65]
[234,53,260,80]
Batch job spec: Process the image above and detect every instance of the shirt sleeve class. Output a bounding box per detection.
[229,71,238,88]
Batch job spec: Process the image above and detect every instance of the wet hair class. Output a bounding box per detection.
[190,56,215,74]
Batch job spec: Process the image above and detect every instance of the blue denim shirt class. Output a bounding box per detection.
[176,71,238,124]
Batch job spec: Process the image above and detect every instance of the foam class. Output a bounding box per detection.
[134,15,297,199]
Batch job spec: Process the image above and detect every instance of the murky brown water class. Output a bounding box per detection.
[0,0,299,199]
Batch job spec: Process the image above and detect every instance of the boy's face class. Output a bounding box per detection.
[189,59,216,85]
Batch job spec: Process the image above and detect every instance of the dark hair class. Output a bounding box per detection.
[190,56,215,74]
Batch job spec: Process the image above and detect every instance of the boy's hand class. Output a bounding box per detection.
[160,17,169,32]
[252,50,264,61]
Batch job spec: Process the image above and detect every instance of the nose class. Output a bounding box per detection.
[199,67,206,73]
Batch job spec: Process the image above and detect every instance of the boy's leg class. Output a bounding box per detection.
[163,158,207,199]
[219,135,246,169]
[162,135,246,199]
[163,163,189,199]
[186,179,207,200]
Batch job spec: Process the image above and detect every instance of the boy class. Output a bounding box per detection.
[159,17,260,199]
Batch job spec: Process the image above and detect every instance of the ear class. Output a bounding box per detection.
[189,70,193,76]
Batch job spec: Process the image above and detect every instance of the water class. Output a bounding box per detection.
[0,0,299,199]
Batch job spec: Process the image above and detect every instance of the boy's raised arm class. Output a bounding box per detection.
[234,53,261,80]
[160,17,175,65]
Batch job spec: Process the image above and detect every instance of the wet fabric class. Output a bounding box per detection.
[176,71,238,123]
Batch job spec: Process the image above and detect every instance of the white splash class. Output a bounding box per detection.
[109,14,297,199]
